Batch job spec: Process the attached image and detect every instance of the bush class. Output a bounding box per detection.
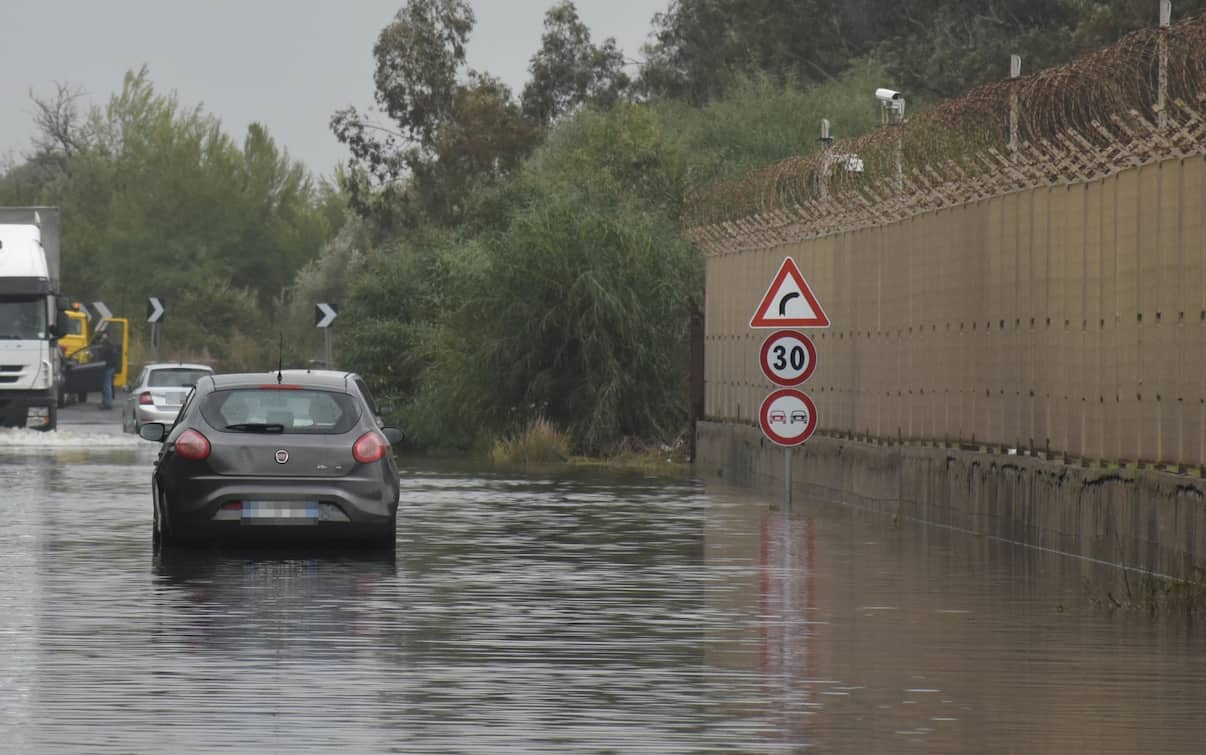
[452,188,701,453]
[490,416,572,466]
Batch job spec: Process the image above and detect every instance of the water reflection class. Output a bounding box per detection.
[152,545,399,647]
[3,445,1206,752]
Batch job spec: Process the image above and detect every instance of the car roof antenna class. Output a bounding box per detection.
[276,333,284,384]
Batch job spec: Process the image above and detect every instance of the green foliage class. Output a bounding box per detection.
[875,0,1080,99]
[664,63,888,187]
[1,67,335,367]
[281,214,373,366]
[527,103,689,214]
[332,44,890,453]
[330,233,474,446]
[639,0,855,104]
[419,72,543,224]
[455,188,701,452]
[342,101,705,452]
[331,0,541,227]
[637,0,1206,104]
[521,1,631,125]
[491,416,572,466]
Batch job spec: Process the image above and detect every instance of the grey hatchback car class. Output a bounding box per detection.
[138,369,403,546]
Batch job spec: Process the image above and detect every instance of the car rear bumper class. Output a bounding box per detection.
[134,404,183,425]
[159,473,399,542]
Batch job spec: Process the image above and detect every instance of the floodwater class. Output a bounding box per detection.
[2,421,1205,753]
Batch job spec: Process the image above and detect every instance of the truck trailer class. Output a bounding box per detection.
[0,207,63,430]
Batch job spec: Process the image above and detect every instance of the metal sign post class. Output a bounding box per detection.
[147,296,165,361]
[785,447,793,506]
[315,302,337,368]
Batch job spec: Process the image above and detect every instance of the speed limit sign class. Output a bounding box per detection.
[758,330,817,386]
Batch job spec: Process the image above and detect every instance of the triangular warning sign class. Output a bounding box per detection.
[749,257,830,328]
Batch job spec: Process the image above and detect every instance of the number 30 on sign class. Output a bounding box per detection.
[758,330,817,387]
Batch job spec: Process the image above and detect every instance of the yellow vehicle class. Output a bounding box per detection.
[57,306,90,363]
[60,316,130,401]
[103,317,130,389]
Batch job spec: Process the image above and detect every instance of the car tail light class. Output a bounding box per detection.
[175,429,211,461]
[353,431,389,463]
[138,391,154,405]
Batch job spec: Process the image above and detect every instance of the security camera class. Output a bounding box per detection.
[875,88,903,102]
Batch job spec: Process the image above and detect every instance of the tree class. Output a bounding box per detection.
[330,0,475,220]
[635,0,1203,106]
[332,0,540,227]
[418,72,542,222]
[30,83,90,159]
[638,0,851,104]
[6,67,337,364]
[875,0,1080,99]
[521,1,631,125]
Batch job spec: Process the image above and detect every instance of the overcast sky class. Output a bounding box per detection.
[0,0,662,178]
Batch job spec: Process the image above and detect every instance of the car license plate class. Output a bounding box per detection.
[242,501,319,520]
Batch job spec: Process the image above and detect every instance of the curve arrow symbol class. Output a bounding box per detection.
[315,302,338,329]
[146,297,165,324]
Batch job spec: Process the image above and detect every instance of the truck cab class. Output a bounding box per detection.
[0,212,62,430]
[60,316,130,400]
[58,305,90,362]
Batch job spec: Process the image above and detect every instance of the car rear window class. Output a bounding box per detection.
[148,368,212,388]
[201,388,361,435]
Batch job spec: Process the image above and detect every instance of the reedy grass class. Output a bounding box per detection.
[490,416,573,466]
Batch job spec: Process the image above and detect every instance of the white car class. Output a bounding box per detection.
[122,363,214,433]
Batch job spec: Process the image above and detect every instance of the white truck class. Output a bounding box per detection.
[0,207,64,430]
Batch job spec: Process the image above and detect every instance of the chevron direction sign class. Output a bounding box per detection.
[315,302,338,329]
[146,297,165,324]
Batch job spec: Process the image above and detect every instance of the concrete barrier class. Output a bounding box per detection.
[698,420,1206,578]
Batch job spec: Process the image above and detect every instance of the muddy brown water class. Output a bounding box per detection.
[1,426,1204,753]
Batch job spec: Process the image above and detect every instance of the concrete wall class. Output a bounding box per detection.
[698,420,1206,578]
[703,154,1206,469]
[692,104,1206,574]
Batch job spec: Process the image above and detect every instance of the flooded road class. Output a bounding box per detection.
[2,414,1205,753]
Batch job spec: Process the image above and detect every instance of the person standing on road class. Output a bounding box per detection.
[95,331,119,410]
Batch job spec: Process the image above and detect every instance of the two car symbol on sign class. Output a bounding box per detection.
[769,410,808,424]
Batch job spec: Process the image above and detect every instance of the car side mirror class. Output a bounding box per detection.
[382,427,404,445]
[138,423,167,442]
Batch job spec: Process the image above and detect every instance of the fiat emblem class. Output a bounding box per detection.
[274,449,289,464]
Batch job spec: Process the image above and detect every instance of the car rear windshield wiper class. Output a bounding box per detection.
[224,423,286,433]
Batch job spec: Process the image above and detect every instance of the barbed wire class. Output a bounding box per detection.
[684,13,1206,232]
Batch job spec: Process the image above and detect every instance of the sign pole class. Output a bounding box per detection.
[146,296,165,361]
[315,302,338,368]
[784,447,793,507]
